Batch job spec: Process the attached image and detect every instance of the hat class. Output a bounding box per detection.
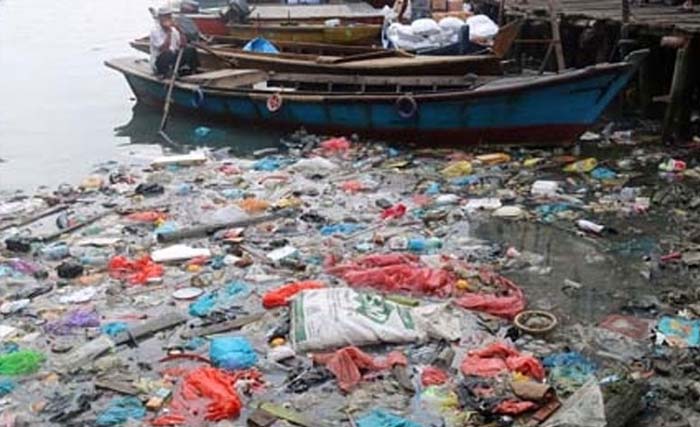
[157,6,173,16]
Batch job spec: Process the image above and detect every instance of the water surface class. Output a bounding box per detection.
[0,0,280,192]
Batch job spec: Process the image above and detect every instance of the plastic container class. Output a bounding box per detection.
[576,219,604,234]
[659,159,687,172]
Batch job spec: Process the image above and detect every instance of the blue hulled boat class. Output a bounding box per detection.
[106,49,647,145]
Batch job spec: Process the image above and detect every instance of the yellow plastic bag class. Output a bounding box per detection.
[441,161,473,178]
[563,158,598,173]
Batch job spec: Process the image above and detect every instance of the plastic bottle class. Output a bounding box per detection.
[407,237,443,252]
[576,219,604,234]
[40,243,70,261]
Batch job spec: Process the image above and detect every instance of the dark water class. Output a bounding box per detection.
[0,0,280,192]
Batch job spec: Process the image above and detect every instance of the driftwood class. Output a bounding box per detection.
[156,208,297,243]
[181,313,265,339]
[56,310,188,372]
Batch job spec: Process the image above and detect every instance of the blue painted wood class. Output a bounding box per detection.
[114,50,646,144]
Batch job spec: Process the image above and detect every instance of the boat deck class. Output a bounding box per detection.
[484,0,700,35]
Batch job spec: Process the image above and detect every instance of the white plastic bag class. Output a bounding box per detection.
[438,16,465,33]
[411,18,441,36]
[466,14,499,40]
[290,288,460,351]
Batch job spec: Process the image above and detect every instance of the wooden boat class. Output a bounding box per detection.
[130,38,504,75]
[224,22,382,45]
[183,3,385,36]
[105,50,648,145]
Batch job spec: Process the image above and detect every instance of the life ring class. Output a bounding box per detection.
[192,87,205,108]
[395,95,418,119]
[266,93,283,112]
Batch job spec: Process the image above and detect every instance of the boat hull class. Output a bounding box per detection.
[106,54,645,146]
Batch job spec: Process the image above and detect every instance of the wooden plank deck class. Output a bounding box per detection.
[490,0,700,35]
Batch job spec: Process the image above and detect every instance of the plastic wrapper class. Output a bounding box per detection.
[108,255,163,285]
[460,342,544,381]
[313,346,406,392]
[262,280,325,308]
[209,337,258,370]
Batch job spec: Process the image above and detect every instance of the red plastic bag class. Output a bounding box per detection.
[328,253,455,297]
[320,137,351,153]
[494,399,538,415]
[454,269,525,319]
[262,281,326,309]
[341,180,365,193]
[313,346,407,392]
[421,366,449,386]
[380,203,407,220]
[152,367,263,425]
[460,342,544,381]
[126,211,167,222]
[108,255,164,285]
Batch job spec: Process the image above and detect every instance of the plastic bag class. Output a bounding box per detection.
[0,350,44,375]
[152,367,260,425]
[441,160,472,178]
[125,211,167,222]
[262,280,325,308]
[421,366,449,386]
[381,203,407,220]
[108,255,163,285]
[328,253,456,297]
[210,337,258,370]
[313,346,406,392]
[320,137,351,153]
[411,18,441,36]
[542,379,606,427]
[45,309,100,336]
[243,36,279,53]
[356,409,421,427]
[465,14,499,40]
[454,269,525,319]
[460,342,544,381]
[238,198,270,214]
[96,397,146,426]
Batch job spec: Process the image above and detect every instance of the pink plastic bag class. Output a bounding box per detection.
[454,269,525,319]
[460,342,544,381]
[421,366,449,386]
[381,203,407,220]
[313,346,407,392]
[320,137,351,153]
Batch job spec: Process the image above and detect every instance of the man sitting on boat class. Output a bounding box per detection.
[150,7,200,77]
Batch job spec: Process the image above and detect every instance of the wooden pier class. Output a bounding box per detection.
[476,0,700,141]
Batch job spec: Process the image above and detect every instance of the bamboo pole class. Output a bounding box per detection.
[547,0,565,72]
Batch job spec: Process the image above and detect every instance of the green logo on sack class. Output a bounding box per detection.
[355,293,393,324]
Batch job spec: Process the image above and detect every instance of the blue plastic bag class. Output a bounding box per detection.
[591,167,616,180]
[320,223,363,236]
[96,397,146,426]
[356,410,422,427]
[101,322,128,337]
[210,337,258,370]
[243,37,280,54]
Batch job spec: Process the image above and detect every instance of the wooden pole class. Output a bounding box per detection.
[662,41,690,142]
[159,48,184,132]
[547,0,565,72]
[498,0,506,26]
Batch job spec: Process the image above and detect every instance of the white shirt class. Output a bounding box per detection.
[149,25,182,72]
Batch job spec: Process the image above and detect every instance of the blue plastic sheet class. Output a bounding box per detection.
[320,223,363,236]
[658,316,700,347]
[253,157,281,171]
[210,336,258,370]
[356,410,422,427]
[243,37,280,54]
[101,322,128,337]
[96,397,146,426]
[543,351,596,394]
[189,282,250,317]
[535,203,572,222]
